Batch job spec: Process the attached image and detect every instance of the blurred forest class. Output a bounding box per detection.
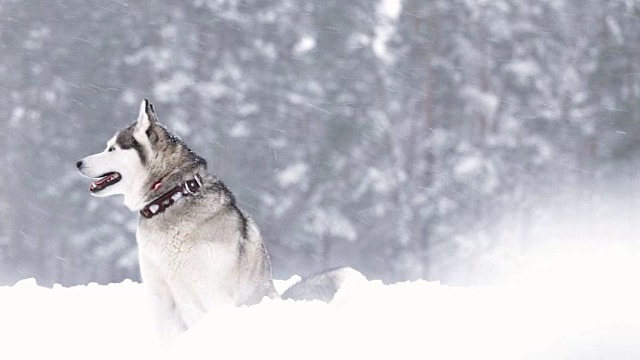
[1,0,640,287]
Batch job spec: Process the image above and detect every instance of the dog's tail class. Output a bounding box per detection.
[281,267,366,302]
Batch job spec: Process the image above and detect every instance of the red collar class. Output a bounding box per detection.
[140,173,203,219]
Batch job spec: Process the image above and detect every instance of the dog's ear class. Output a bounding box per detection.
[136,99,155,129]
[135,99,159,142]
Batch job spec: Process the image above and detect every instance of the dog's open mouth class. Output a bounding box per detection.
[89,172,121,193]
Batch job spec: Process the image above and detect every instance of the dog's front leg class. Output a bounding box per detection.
[140,258,187,340]
[148,286,187,340]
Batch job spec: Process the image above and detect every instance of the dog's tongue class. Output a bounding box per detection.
[89,172,120,192]
[93,177,111,186]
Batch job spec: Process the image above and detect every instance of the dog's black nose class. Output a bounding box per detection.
[76,160,83,170]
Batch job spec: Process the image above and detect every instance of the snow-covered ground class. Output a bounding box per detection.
[1,252,639,360]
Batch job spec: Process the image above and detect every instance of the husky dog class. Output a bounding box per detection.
[76,100,360,337]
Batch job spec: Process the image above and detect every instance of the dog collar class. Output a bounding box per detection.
[140,173,203,219]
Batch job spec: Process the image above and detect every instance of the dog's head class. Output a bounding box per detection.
[76,99,205,211]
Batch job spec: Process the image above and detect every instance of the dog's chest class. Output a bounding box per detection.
[136,219,239,296]
[136,221,199,265]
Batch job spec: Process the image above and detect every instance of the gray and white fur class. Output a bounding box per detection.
[77,100,361,338]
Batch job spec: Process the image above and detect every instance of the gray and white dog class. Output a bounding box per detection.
[77,100,361,338]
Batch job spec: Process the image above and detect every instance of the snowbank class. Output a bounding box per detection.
[1,271,639,360]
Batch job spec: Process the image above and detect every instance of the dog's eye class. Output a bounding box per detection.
[108,146,115,152]
[132,137,139,146]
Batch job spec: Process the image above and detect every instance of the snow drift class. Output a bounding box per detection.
[1,259,639,360]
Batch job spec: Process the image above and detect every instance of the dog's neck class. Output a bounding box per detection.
[140,173,203,219]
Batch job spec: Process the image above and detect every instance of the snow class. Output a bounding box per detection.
[276,162,308,187]
[1,266,639,360]
[380,0,401,18]
[373,0,401,61]
[293,35,316,55]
